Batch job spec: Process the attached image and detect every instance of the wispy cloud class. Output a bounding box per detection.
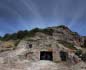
[0,0,86,36]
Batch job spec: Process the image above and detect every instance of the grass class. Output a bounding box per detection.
[58,40,77,50]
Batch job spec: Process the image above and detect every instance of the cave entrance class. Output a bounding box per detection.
[40,51,53,61]
[60,51,68,61]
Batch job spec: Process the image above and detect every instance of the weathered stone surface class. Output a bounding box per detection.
[0,25,86,70]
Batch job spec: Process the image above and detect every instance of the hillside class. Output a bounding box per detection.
[0,25,86,70]
[0,25,86,50]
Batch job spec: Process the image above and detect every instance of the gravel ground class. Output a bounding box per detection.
[0,60,85,70]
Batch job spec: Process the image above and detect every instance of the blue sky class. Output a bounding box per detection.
[0,0,86,36]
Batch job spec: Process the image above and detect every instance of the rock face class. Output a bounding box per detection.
[50,26,82,47]
[2,26,81,62]
[0,25,86,70]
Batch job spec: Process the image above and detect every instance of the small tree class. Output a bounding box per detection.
[83,40,86,48]
[0,36,2,40]
[2,34,11,41]
[81,53,86,62]
[75,49,82,57]
[41,28,53,36]
[17,31,25,39]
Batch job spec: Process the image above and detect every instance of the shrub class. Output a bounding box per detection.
[75,49,82,57]
[58,40,76,50]
[1,28,53,41]
[41,28,53,36]
[82,40,86,48]
[81,53,86,62]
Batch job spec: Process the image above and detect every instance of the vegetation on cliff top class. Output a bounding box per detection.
[0,27,54,41]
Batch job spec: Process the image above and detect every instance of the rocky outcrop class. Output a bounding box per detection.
[0,25,85,50]
[48,26,82,47]
[0,25,86,70]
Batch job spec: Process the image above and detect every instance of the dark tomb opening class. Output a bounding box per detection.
[29,44,32,48]
[40,51,53,61]
[60,51,68,61]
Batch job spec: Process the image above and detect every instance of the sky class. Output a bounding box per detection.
[0,0,86,36]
